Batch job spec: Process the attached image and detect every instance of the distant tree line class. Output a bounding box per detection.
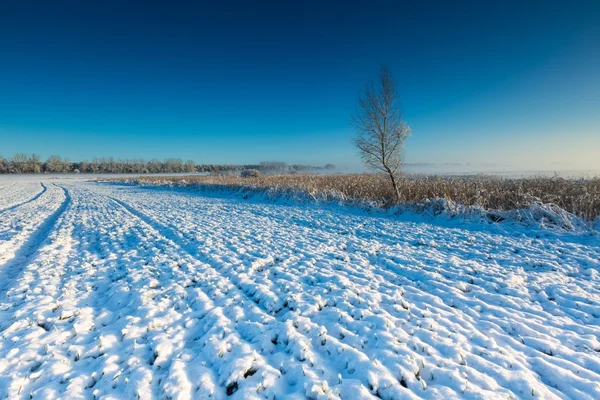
[257,161,335,172]
[0,153,335,174]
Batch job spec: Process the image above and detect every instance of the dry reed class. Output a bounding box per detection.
[105,173,600,221]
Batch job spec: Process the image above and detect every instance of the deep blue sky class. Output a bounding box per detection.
[1,0,598,171]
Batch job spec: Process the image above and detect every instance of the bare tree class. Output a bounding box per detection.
[185,160,196,173]
[44,155,66,173]
[353,65,411,200]
[28,154,42,173]
[0,155,7,173]
[11,153,28,173]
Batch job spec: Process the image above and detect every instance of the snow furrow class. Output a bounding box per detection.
[111,195,359,398]
[0,184,67,266]
[0,183,36,209]
[0,185,77,398]
[0,183,47,215]
[108,196,285,398]
[0,185,70,295]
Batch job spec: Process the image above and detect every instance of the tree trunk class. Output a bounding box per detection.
[385,167,401,202]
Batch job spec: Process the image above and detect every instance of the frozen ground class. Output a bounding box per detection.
[0,178,599,399]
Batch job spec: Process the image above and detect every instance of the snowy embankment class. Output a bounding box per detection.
[113,178,598,235]
[0,179,599,399]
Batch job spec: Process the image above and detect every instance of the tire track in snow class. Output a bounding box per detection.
[0,188,79,398]
[57,191,287,398]
[108,196,293,397]
[111,197,290,321]
[110,195,408,398]
[1,185,223,398]
[0,185,70,297]
[0,183,47,215]
[110,197,320,391]
[55,186,209,398]
[0,184,69,266]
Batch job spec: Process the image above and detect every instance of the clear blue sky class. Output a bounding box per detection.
[1,0,598,171]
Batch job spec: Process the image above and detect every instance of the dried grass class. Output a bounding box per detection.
[105,173,600,221]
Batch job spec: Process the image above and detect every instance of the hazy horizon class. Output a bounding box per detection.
[1,1,598,172]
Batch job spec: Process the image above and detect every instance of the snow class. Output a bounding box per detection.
[0,178,599,399]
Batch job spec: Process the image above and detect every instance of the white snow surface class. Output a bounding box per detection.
[0,178,599,399]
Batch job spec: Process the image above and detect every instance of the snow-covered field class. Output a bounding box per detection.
[0,178,599,399]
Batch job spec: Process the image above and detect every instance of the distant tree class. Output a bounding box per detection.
[27,154,42,173]
[90,158,100,173]
[104,157,116,173]
[352,65,411,200]
[324,163,336,170]
[44,155,69,173]
[259,161,288,171]
[0,155,9,173]
[16,153,31,173]
[77,160,90,173]
[11,153,29,173]
[164,158,184,173]
[185,160,196,173]
[135,158,149,173]
[63,158,72,172]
